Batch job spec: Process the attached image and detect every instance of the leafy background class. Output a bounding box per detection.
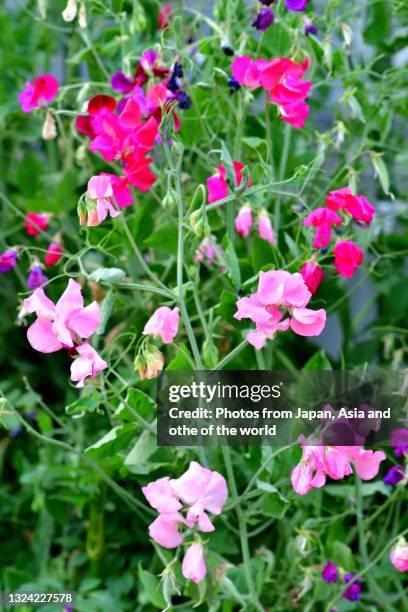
[0,0,407,610]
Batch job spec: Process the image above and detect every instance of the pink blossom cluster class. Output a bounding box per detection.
[206,161,251,204]
[303,187,375,278]
[24,279,107,388]
[291,436,386,495]
[231,55,312,128]
[142,462,228,584]
[234,269,326,349]
[143,306,180,344]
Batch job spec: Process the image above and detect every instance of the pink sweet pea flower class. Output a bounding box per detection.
[390,539,408,572]
[142,477,182,514]
[207,161,251,204]
[326,187,375,224]
[343,447,386,480]
[24,279,101,353]
[158,3,171,30]
[235,204,253,237]
[290,307,326,337]
[279,101,310,128]
[300,261,323,294]
[143,306,180,344]
[194,237,225,269]
[258,209,276,244]
[135,345,164,380]
[0,250,17,272]
[231,55,261,89]
[25,213,49,237]
[182,543,207,584]
[303,208,342,248]
[333,240,364,278]
[101,173,133,208]
[19,74,59,113]
[325,186,354,211]
[149,512,185,548]
[81,175,121,226]
[70,342,107,388]
[45,242,63,266]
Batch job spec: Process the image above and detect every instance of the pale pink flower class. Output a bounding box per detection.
[194,237,224,268]
[258,209,276,244]
[135,345,164,380]
[24,279,101,353]
[182,543,207,584]
[390,539,408,572]
[290,307,326,337]
[143,306,180,344]
[148,512,185,549]
[142,477,182,514]
[82,175,121,226]
[333,240,364,278]
[235,204,253,237]
[70,342,107,388]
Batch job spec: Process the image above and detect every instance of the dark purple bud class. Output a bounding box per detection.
[286,0,309,11]
[252,8,275,31]
[10,427,24,438]
[177,92,191,110]
[27,411,37,423]
[304,21,318,36]
[111,71,134,94]
[322,561,338,583]
[172,62,183,78]
[228,76,241,93]
[391,428,408,457]
[384,465,404,486]
[260,0,275,5]
[343,574,362,602]
[321,246,328,255]
[222,46,234,56]
[167,75,181,93]
[27,267,48,290]
[0,249,17,272]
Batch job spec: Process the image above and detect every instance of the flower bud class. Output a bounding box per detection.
[62,0,77,22]
[390,538,408,572]
[300,261,323,294]
[42,110,57,140]
[78,2,87,28]
[162,188,178,209]
[341,22,353,48]
[134,345,164,380]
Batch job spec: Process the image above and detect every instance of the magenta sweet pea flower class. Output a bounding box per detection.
[100,172,133,208]
[207,161,251,204]
[182,543,207,584]
[286,0,310,11]
[300,261,323,294]
[24,279,101,353]
[111,71,135,94]
[0,249,17,273]
[325,187,375,224]
[234,270,326,349]
[258,209,276,245]
[333,240,364,278]
[343,573,362,601]
[24,213,49,237]
[303,208,342,248]
[70,342,108,388]
[27,266,48,290]
[19,74,59,113]
[322,561,338,583]
[390,538,408,572]
[384,465,404,486]
[45,242,63,266]
[235,204,253,237]
[391,428,408,457]
[143,306,180,344]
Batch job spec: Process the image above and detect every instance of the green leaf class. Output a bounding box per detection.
[251,235,274,272]
[113,388,156,422]
[222,235,241,290]
[66,394,101,416]
[144,221,178,254]
[257,481,289,519]
[125,430,161,474]
[97,290,116,335]
[138,565,166,609]
[88,268,126,284]
[85,424,136,460]
[303,350,332,371]
[166,343,194,370]
[330,541,354,570]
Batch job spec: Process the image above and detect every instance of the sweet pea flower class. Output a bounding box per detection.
[343,573,362,601]
[27,266,48,290]
[322,561,338,583]
[300,261,323,294]
[258,209,276,244]
[304,20,318,36]
[0,250,17,273]
[134,345,164,380]
[207,161,251,204]
[158,3,171,30]
[286,0,310,10]
[70,342,108,388]
[391,428,408,457]
[194,237,225,268]
[101,173,133,208]
[234,270,326,349]
[303,208,342,248]
[143,306,180,344]
[19,74,59,113]
[80,175,121,226]
[149,512,185,548]
[231,55,262,90]
[390,538,408,572]
[24,279,101,353]
[333,240,364,278]
[45,243,63,266]
[325,187,375,224]
[235,204,253,237]
[182,543,207,584]
[25,213,49,237]
[384,465,405,486]
[252,8,275,31]
[142,477,182,514]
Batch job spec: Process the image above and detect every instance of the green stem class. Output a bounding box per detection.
[215,339,248,369]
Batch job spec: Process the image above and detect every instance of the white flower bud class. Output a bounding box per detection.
[42,111,57,140]
[62,0,77,22]
[78,2,87,29]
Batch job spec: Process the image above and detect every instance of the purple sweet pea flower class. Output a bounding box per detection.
[343,573,362,601]
[111,71,134,94]
[252,8,275,31]
[384,465,404,486]
[0,249,17,272]
[322,561,338,583]
[391,428,408,457]
[304,20,318,36]
[286,0,309,11]
[260,0,275,4]
[27,266,48,290]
